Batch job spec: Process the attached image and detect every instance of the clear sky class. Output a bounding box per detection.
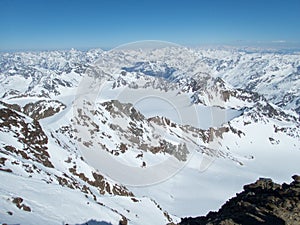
[1,0,300,50]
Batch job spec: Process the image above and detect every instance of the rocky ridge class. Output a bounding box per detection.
[180,175,300,225]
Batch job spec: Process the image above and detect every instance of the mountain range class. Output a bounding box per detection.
[0,45,299,225]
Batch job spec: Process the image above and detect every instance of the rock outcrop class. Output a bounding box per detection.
[180,175,300,225]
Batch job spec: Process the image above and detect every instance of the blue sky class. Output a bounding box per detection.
[0,0,300,50]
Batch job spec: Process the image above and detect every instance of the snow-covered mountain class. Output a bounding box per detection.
[0,45,299,225]
[196,48,300,114]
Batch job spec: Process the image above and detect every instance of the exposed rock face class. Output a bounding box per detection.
[22,100,66,120]
[0,99,66,120]
[180,175,300,225]
[187,76,264,108]
[72,99,200,162]
[0,105,54,168]
[0,103,133,198]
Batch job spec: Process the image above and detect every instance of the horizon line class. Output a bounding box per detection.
[1,41,300,53]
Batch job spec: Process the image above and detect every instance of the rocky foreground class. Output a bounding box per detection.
[180,175,300,225]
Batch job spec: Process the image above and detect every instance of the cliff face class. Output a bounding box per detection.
[180,175,300,225]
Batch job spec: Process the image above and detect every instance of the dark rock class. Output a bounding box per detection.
[12,197,23,207]
[292,175,300,183]
[180,175,300,225]
[22,204,31,212]
[244,178,280,191]
[119,216,128,225]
